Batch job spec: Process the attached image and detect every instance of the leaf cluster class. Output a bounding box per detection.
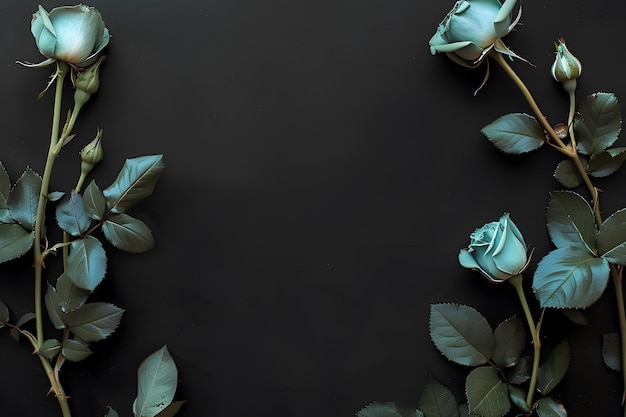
[428,303,569,417]
[482,93,623,177]
[0,155,166,363]
[356,305,570,417]
[0,153,185,416]
[531,190,626,309]
[556,93,624,187]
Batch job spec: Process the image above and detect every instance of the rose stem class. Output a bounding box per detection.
[491,49,626,414]
[32,60,72,417]
[508,274,540,408]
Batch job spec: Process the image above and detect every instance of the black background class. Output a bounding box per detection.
[0,1,625,416]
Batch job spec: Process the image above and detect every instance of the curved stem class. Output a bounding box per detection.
[32,61,72,417]
[492,50,626,413]
[33,62,68,345]
[491,51,601,222]
[564,90,603,223]
[489,51,574,157]
[39,355,71,417]
[508,274,540,408]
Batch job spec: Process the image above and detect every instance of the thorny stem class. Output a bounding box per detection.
[489,51,574,157]
[509,275,541,408]
[33,61,68,346]
[490,51,601,221]
[32,60,72,417]
[492,50,626,414]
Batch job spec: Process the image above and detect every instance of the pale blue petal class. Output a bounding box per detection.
[37,28,58,58]
[459,249,480,270]
[495,0,517,24]
[431,40,473,54]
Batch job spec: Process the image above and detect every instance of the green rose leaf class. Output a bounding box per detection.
[419,377,458,417]
[537,340,570,395]
[429,303,494,366]
[133,345,178,417]
[481,113,545,154]
[103,154,165,214]
[105,406,119,417]
[102,212,155,253]
[7,167,42,231]
[61,339,92,362]
[465,366,510,417]
[507,385,530,413]
[63,302,124,342]
[546,191,596,252]
[597,209,626,265]
[574,92,622,155]
[10,312,35,342]
[357,402,424,417]
[492,316,525,369]
[588,147,626,177]
[0,223,34,264]
[536,397,567,417]
[67,236,107,291]
[44,284,66,330]
[56,272,90,313]
[507,356,532,384]
[83,179,106,220]
[48,191,65,202]
[602,332,621,371]
[0,300,9,328]
[553,159,584,188]
[0,162,13,223]
[532,247,609,308]
[39,338,61,360]
[56,190,91,236]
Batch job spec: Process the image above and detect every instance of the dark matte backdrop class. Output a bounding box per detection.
[0,1,625,416]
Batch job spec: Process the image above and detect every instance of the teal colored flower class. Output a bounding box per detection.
[429,0,527,92]
[24,4,110,68]
[459,213,530,283]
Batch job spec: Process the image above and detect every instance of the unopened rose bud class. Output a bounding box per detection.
[80,129,104,174]
[551,38,582,93]
[74,55,106,108]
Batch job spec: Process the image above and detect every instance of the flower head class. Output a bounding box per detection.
[23,4,110,68]
[551,38,582,94]
[74,55,106,108]
[429,0,527,93]
[458,213,530,283]
[80,128,104,174]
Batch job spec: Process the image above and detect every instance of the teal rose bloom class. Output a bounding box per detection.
[459,213,530,283]
[27,4,110,68]
[429,0,521,66]
[429,0,527,93]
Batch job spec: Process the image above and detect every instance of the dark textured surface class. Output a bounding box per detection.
[0,1,625,416]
